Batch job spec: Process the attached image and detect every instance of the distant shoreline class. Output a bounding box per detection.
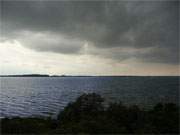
[0,74,179,77]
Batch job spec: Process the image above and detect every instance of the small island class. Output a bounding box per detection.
[0,74,95,77]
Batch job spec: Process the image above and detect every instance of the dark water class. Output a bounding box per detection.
[0,76,179,118]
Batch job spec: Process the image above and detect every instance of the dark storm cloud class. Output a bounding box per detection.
[1,1,179,64]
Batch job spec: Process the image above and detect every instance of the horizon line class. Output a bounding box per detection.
[0,74,179,77]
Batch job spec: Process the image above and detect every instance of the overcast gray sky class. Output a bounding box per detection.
[0,0,179,75]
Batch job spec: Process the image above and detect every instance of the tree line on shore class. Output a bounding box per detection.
[1,93,179,134]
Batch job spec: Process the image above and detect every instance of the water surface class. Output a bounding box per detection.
[0,76,179,118]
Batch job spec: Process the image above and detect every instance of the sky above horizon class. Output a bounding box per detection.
[0,0,179,76]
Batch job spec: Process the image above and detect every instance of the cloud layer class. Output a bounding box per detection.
[0,1,179,75]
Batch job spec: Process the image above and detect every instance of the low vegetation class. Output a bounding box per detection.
[1,93,179,134]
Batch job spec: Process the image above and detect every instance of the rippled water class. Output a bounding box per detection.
[0,76,179,118]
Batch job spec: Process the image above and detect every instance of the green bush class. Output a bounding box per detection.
[1,93,179,134]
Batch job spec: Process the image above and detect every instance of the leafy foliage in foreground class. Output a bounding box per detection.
[1,93,179,134]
